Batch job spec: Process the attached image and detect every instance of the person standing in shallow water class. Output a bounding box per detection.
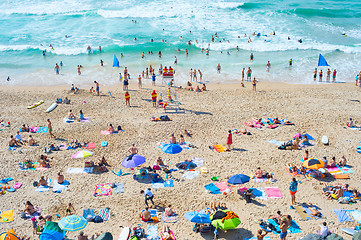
[217,64,221,74]
[54,63,60,75]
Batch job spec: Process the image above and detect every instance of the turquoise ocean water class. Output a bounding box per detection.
[0,0,361,85]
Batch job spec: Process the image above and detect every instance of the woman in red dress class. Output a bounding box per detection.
[226,130,232,151]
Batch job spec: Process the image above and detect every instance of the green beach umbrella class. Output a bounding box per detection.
[211,210,241,230]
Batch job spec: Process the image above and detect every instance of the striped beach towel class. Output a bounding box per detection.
[98,208,110,221]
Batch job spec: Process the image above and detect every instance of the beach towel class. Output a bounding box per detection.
[0,178,13,184]
[36,127,48,133]
[152,181,165,189]
[53,180,69,193]
[101,130,118,135]
[268,140,283,146]
[164,180,174,187]
[326,166,339,172]
[83,209,95,220]
[36,166,48,171]
[146,225,160,240]
[333,209,352,223]
[0,210,15,223]
[348,210,361,224]
[66,167,93,174]
[182,171,200,179]
[205,183,221,194]
[251,188,268,200]
[94,183,112,197]
[215,182,231,192]
[253,178,269,183]
[265,187,283,198]
[244,237,271,240]
[113,183,124,194]
[29,127,39,133]
[35,179,51,192]
[162,212,177,223]
[191,157,203,167]
[86,142,96,149]
[294,205,310,220]
[79,117,90,123]
[338,166,353,174]
[98,208,110,221]
[212,145,226,152]
[268,219,301,234]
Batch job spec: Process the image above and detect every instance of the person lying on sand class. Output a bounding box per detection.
[67,110,75,119]
[240,128,250,135]
[161,226,175,240]
[24,159,33,169]
[39,157,50,168]
[140,207,151,221]
[37,176,48,188]
[57,172,65,184]
[269,211,282,224]
[22,124,29,132]
[184,129,192,137]
[98,156,108,166]
[327,187,343,200]
[305,204,322,217]
[273,118,281,124]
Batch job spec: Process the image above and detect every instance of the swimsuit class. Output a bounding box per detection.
[280,231,287,239]
[96,86,99,91]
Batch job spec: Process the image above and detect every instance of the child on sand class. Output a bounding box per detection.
[151,90,157,107]
[125,91,130,106]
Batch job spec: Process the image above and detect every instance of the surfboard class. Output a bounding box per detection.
[341,228,358,236]
[118,227,130,240]
[321,136,329,145]
[46,103,57,113]
[28,100,44,109]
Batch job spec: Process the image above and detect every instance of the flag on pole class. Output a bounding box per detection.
[112,55,119,67]
[318,54,330,67]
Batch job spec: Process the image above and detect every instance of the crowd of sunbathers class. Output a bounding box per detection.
[323,184,360,203]
[56,96,71,104]
[9,131,36,147]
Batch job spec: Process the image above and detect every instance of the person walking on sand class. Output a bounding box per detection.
[217,63,221,74]
[94,81,99,96]
[151,90,157,107]
[47,119,55,138]
[140,188,155,207]
[54,63,60,75]
[252,78,257,91]
[226,130,232,151]
[289,177,298,205]
[125,91,130,106]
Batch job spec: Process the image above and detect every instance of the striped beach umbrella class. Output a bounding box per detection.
[58,215,87,232]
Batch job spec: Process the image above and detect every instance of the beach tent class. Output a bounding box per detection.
[94,232,113,240]
[112,55,119,67]
[303,159,325,170]
[39,221,65,240]
[0,229,19,240]
[318,54,330,67]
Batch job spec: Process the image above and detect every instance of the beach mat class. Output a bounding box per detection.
[162,212,177,223]
[348,210,361,224]
[98,208,110,221]
[212,145,226,152]
[113,183,124,194]
[268,219,301,234]
[0,210,15,223]
[205,183,221,194]
[294,205,310,220]
[53,180,69,193]
[251,188,268,200]
[215,182,231,192]
[152,180,164,189]
[333,209,352,223]
[164,179,174,187]
[265,187,283,198]
[94,183,112,197]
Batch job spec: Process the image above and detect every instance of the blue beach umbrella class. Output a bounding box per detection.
[161,144,183,154]
[184,211,211,224]
[227,174,250,185]
[121,154,146,168]
[58,215,87,232]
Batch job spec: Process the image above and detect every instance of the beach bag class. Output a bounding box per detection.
[93,215,103,223]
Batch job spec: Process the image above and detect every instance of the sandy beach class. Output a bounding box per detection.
[0,80,360,240]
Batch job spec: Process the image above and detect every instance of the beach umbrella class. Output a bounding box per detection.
[211,210,241,230]
[39,221,65,240]
[58,215,87,232]
[72,150,93,159]
[0,229,19,240]
[121,154,146,168]
[227,174,250,185]
[161,144,183,154]
[303,159,325,170]
[184,211,211,224]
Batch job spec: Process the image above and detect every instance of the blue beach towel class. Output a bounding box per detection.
[37,127,48,133]
[205,183,221,194]
[35,179,51,192]
[348,210,361,224]
[268,219,301,234]
[113,183,124,194]
[146,225,160,240]
[0,178,13,184]
[164,179,174,187]
[333,209,353,223]
[53,180,69,193]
